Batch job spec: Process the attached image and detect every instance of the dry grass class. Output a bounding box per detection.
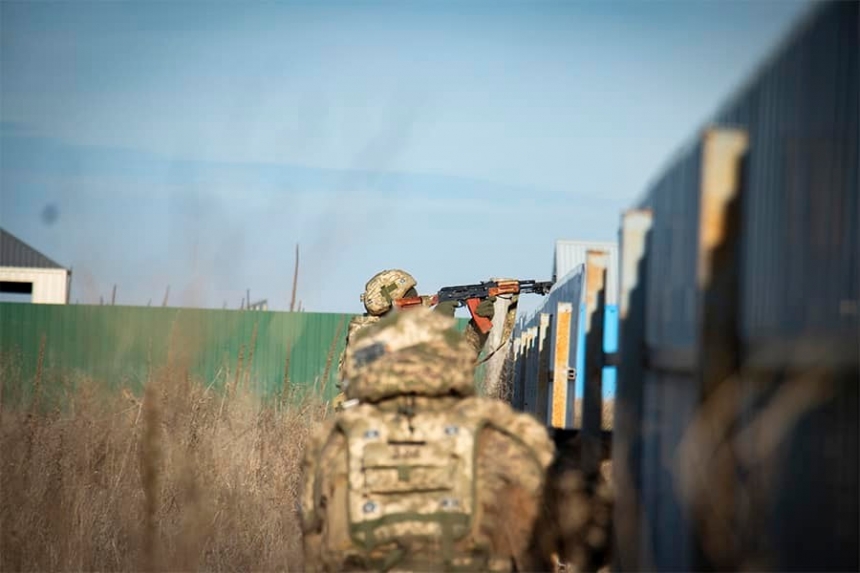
[0,363,329,572]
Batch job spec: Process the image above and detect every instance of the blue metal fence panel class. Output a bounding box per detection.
[618,2,858,570]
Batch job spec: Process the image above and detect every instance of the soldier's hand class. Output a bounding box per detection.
[434,300,458,317]
[475,296,496,320]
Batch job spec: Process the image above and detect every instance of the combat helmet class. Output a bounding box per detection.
[342,306,476,403]
[360,269,418,316]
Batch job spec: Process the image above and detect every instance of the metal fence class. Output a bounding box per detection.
[0,302,479,406]
[507,2,856,570]
[610,2,858,571]
[0,303,353,404]
[512,244,619,431]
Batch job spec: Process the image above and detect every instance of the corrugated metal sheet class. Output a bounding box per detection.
[712,1,858,347]
[553,240,619,305]
[0,303,352,402]
[514,253,620,425]
[522,326,540,414]
[0,303,478,405]
[639,141,702,351]
[639,371,699,571]
[550,302,574,428]
[0,228,65,269]
[617,2,858,571]
[635,2,858,351]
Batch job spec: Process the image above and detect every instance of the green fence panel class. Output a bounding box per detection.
[1,303,353,402]
[0,303,477,405]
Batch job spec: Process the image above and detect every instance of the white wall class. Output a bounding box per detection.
[0,267,69,304]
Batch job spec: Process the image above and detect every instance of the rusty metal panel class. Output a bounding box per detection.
[550,303,572,428]
[696,129,750,291]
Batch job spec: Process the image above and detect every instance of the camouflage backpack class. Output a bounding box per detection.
[339,309,480,567]
[333,400,495,570]
[340,308,476,403]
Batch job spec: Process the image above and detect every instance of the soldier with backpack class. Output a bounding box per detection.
[331,269,494,411]
[301,306,554,572]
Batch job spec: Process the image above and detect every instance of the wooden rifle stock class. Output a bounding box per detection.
[466,298,493,334]
[393,278,553,333]
[393,295,438,309]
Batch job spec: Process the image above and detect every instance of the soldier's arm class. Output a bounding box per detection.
[336,348,346,381]
[335,318,354,381]
[334,316,364,405]
[434,299,493,358]
[466,297,506,358]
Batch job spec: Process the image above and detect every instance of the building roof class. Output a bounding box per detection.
[0,228,65,269]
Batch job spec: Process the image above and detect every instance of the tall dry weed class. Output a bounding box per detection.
[0,367,328,572]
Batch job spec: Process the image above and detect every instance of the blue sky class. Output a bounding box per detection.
[1,0,811,315]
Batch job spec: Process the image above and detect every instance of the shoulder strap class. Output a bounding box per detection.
[455,397,556,474]
[301,417,339,534]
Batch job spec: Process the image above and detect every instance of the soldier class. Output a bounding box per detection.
[301,307,555,572]
[331,269,494,411]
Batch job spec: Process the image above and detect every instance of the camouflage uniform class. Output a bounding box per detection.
[333,315,385,411]
[302,308,555,572]
[332,270,492,411]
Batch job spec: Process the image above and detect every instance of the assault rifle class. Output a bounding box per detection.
[394,279,554,334]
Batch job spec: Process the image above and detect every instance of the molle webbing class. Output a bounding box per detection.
[350,511,470,560]
[338,404,481,570]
